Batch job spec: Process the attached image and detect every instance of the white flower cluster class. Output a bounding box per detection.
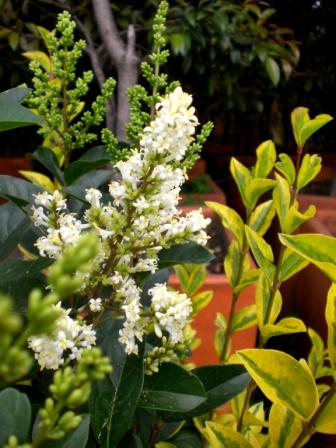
[150,283,192,343]
[28,302,96,370]
[32,191,87,258]
[31,87,210,356]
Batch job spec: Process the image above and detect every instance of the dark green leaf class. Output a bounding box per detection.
[0,215,31,261]
[0,175,42,206]
[138,363,207,413]
[0,98,43,132]
[32,147,64,184]
[0,388,31,444]
[64,146,113,185]
[63,170,115,202]
[169,428,202,448]
[90,319,144,447]
[0,257,52,285]
[0,87,31,103]
[158,243,214,268]
[178,364,249,418]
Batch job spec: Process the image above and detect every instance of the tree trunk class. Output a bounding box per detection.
[92,0,140,141]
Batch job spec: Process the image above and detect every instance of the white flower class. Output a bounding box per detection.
[89,298,103,312]
[149,283,192,343]
[28,302,96,370]
[85,188,102,208]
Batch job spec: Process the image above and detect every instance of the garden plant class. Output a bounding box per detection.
[0,2,336,448]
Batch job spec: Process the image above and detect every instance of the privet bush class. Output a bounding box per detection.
[0,2,335,447]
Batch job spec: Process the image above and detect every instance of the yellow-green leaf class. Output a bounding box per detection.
[246,179,276,210]
[249,200,276,236]
[297,154,322,191]
[269,402,304,448]
[237,349,319,419]
[278,247,309,283]
[275,153,296,186]
[265,57,280,86]
[291,107,310,147]
[279,233,336,282]
[254,140,276,178]
[273,174,290,231]
[299,114,333,147]
[261,317,306,341]
[155,443,177,448]
[283,203,316,234]
[205,421,254,448]
[224,240,242,288]
[307,327,325,376]
[37,25,53,47]
[256,272,271,328]
[23,50,52,72]
[230,158,252,209]
[325,283,336,370]
[234,268,260,295]
[67,101,85,122]
[192,290,213,316]
[186,265,206,296]
[19,170,54,192]
[232,305,257,332]
[174,265,189,292]
[315,392,336,434]
[245,226,275,281]
[206,201,244,247]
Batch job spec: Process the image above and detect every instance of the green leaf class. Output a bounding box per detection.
[237,349,319,419]
[0,257,52,286]
[269,403,303,448]
[275,153,296,186]
[299,114,333,147]
[279,233,336,282]
[265,57,280,86]
[64,146,113,185]
[0,175,42,206]
[254,140,276,178]
[39,415,90,448]
[273,174,290,231]
[92,317,144,447]
[0,388,31,444]
[0,98,43,132]
[0,87,30,103]
[232,305,257,332]
[283,203,316,234]
[255,273,281,328]
[169,428,202,448]
[261,317,306,341]
[32,147,64,184]
[245,226,275,281]
[205,422,254,448]
[62,170,115,202]
[315,393,336,434]
[230,158,252,209]
[158,243,214,268]
[325,283,336,370]
[246,178,276,210]
[278,248,309,283]
[249,200,275,236]
[206,201,244,248]
[297,154,322,191]
[291,107,310,147]
[184,365,250,417]
[8,31,19,50]
[138,363,207,413]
